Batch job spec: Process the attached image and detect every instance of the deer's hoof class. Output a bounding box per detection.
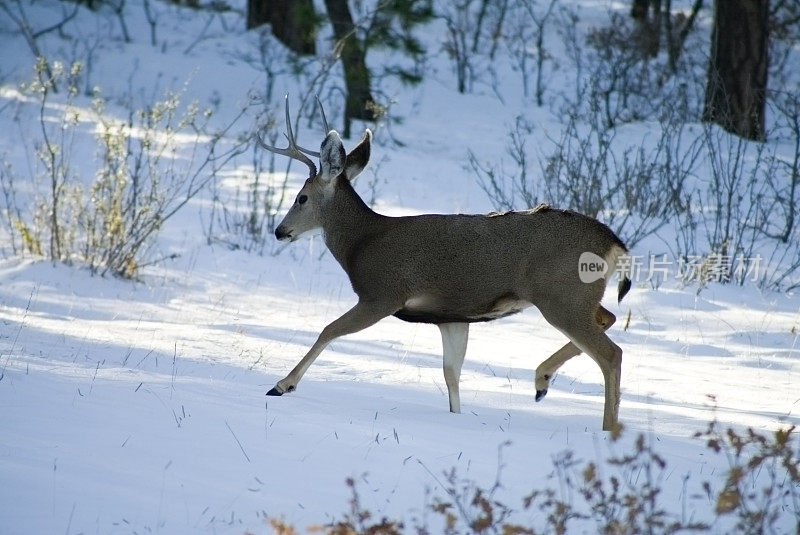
[535,389,548,402]
[266,387,284,396]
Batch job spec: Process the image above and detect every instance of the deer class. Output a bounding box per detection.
[258,96,631,431]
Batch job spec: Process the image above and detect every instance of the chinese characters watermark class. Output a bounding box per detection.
[579,252,763,285]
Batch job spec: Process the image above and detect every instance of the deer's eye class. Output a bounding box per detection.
[298,194,308,205]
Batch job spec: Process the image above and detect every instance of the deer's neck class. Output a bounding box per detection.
[322,178,383,271]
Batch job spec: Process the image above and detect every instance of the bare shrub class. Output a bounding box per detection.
[425,441,518,533]
[541,112,704,248]
[231,28,292,104]
[3,57,247,277]
[26,58,84,261]
[765,92,800,246]
[768,0,800,89]
[576,434,708,534]
[267,421,799,533]
[695,405,800,534]
[680,114,800,289]
[469,116,535,212]
[439,0,509,94]
[585,12,664,128]
[471,110,701,249]
[0,160,30,256]
[760,92,800,289]
[83,90,246,276]
[502,0,558,105]
[440,0,480,94]
[205,109,293,255]
[327,476,403,534]
[696,125,770,284]
[555,5,705,130]
[0,0,80,89]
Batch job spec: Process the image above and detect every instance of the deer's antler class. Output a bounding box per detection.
[256,94,317,179]
[295,97,330,158]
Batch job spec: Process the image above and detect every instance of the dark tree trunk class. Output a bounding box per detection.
[630,0,662,58]
[630,0,652,20]
[247,0,317,56]
[324,0,376,138]
[702,0,769,141]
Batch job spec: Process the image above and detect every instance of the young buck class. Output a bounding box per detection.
[259,96,631,431]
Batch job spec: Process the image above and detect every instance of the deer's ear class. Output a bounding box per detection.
[344,129,372,181]
[319,131,346,181]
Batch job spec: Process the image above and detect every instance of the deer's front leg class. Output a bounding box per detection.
[267,300,396,396]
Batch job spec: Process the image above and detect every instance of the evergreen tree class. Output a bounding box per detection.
[326,0,433,137]
[247,0,318,56]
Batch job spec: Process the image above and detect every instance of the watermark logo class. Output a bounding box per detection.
[577,252,764,285]
[578,251,608,283]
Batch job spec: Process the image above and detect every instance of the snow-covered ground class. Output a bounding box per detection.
[0,1,798,533]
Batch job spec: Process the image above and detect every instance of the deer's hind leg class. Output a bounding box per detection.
[536,302,623,431]
[534,306,616,401]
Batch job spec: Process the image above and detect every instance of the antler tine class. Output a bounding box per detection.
[295,96,331,158]
[256,94,317,179]
[317,96,330,134]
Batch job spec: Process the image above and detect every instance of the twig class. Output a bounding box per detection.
[225,420,251,462]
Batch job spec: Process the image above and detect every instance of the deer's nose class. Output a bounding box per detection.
[275,225,290,241]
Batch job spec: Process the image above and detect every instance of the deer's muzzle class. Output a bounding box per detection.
[275,225,291,241]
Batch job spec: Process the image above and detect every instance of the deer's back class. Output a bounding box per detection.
[345,205,625,324]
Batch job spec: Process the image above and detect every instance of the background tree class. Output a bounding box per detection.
[360,0,432,87]
[324,0,432,138]
[630,0,663,57]
[702,0,769,141]
[629,0,703,71]
[247,0,317,56]
[248,0,431,137]
[324,0,375,138]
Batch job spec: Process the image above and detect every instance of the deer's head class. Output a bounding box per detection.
[256,96,371,242]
